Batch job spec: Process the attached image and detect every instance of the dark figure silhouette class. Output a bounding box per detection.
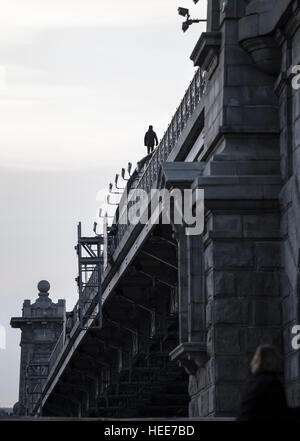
[237,345,300,421]
[144,125,158,155]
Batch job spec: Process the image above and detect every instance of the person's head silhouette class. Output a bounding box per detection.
[149,125,153,131]
[250,345,283,375]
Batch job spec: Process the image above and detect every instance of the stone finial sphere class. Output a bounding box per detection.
[38,280,50,293]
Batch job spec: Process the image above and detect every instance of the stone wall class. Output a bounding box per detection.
[187,0,299,417]
[11,0,300,419]
[277,1,300,407]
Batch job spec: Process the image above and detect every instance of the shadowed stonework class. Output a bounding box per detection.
[11,281,65,415]
[11,0,300,418]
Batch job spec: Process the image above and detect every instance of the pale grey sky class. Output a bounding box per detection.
[0,0,207,406]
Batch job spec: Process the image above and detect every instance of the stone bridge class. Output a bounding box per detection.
[11,0,300,419]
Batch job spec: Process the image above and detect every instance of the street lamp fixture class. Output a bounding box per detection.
[178,7,189,17]
[178,6,207,32]
[182,17,207,32]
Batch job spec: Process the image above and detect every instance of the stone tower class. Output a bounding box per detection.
[11,281,65,415]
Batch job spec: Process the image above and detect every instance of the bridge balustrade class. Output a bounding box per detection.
[112,68,206,250]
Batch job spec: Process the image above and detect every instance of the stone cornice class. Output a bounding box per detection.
[240,34,281,75]
[190,32,222,75]
[169,342,207,376]
[238,0,299,75]
[191,175,282,211]
[11,317,64,328]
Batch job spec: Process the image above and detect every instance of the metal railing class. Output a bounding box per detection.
[113,68,206,250]
[46,276,99,377]
[48,329,66,375]
[37,68,206,392]
[27,380,43,415]
[26,362,49,415]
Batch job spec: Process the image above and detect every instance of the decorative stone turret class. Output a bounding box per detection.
[11,281,65,415]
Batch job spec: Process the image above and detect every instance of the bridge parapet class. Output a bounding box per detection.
[48,330,66,376]
[113,68,206,251]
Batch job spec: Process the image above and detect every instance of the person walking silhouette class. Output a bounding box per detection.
[144,125,158,155]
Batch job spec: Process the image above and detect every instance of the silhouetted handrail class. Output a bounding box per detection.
[39,69,206,390]
[48,330,65,375]
[113,68,206,250]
